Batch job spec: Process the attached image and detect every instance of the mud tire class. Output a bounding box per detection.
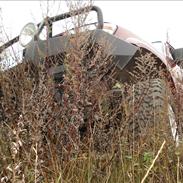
[127,78,177,144]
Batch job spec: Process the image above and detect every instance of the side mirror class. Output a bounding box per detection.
[19,23,37,47]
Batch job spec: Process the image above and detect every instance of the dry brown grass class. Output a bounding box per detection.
[0,1,183,183]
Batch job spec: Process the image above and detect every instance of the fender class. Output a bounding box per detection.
[113,25,182,91]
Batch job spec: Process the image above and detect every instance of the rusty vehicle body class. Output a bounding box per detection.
[0,6,183,144]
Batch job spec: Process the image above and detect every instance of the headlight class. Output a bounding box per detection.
[19,23,37,47]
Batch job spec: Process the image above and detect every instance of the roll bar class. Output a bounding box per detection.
[50,6,103,29]
[0,6,103,53]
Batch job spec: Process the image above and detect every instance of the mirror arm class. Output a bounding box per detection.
[34,20,45,41]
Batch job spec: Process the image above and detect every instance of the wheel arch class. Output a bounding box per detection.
[140,47,176,95]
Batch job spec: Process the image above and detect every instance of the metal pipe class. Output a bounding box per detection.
[0,6,104,54]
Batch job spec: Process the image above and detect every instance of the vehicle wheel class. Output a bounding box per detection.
[127,78,179,146]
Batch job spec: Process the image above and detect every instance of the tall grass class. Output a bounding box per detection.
[0,1,183,182]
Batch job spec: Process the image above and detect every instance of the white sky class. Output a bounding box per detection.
[1,1,183,48]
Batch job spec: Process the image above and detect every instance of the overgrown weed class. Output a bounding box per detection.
[0,1,183,183]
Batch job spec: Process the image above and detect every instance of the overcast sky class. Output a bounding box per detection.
[1,1,183,48]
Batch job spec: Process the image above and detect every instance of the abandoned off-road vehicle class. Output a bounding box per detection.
[0,5,183,145]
